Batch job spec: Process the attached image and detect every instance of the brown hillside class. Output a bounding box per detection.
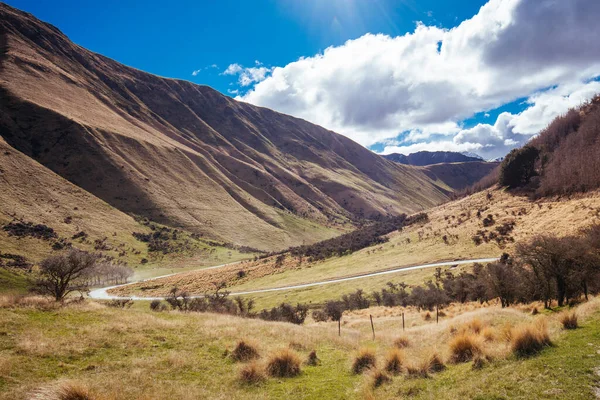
[0,3,449,251]
[421,161,499,191]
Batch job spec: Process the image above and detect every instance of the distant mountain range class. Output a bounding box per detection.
[382,151,484,166]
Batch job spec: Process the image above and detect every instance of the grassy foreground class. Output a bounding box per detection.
[1,296,599,399]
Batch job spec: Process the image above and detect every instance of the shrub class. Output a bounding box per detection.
[559,311,578,330]
[149,300,166,312]
[239,361,266,384]
[449,333,482,363]
[352,348,377,374]
[384,348,404,375]
[266,349,301,378]
[231,340,260,362]
[510,321,551,357]
[3,221,57,240]
[423,312,431,321]
[370,370,391,388]
[106,299,133,309]
[498,145,540,188]
[393,336,410,348]
[306,350,319,366]
[311,310,328,322]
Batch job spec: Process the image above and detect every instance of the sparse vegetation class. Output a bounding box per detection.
[231,340,260,362]
[510,320,551,357]
[449,333,483,363]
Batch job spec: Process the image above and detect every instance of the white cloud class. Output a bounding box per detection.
[382,80,600,159]
[191,69,201,76]
[223,63,243,75]
[223,62,272,87]
[238,0,600,159]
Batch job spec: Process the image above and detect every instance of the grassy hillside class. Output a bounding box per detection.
[1,296,599,399]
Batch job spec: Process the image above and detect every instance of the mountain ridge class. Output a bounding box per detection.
[0,2,449,251]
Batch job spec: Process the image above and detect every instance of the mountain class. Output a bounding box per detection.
[383,151,483,166]
[461,152,484,160]
[0,3,450,252]
[421,161,500,191]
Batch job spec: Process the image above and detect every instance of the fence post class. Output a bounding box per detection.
[402,312,405,331]
[436,304,439,324]
[338,318,341,336]
[370,314,375,340]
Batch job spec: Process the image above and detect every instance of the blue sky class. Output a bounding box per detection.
[6,0,487,93]
[6,0,600,159]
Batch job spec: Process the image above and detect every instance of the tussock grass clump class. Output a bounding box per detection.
[33,381,97,400]
[393,336,410,348]
[423,312,432,321]
[306,350,320,366]
[406,362,429,379]
[352,348,377,374]
[239,361,266,384]
[510,321,551,357]
[449,333,483,363]
[427,353,446,373]
[559,311,578,330]
[266,349,301,378]
[384,348,404,375]
[231,340,260,362]
[370,370,391,388]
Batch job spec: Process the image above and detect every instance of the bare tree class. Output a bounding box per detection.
[36,249,98,301]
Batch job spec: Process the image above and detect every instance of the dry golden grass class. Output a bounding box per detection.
[31,381,99,400]
[510,320,552,357]
[449,332,484,363]
[393,336,410,349]
[352,348,377,374]
[481,326,496,342]
[238,361,266,385]
[265,348,301,378]
[559,311,579,330]
[383,348,404,375]
[426,353,446,373]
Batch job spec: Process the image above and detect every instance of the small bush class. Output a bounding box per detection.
[239,361,266,384]
[149,300,166,312]
[266,349,301,378]
[384,348,404,375]
[393,336,410,348]
[559,311,578,330]
[370,370,391,388]
[352,348,377,374]
[231,340,260,362]
[306,350,320,366]
[106,299,133,309]
[511,321,551,357]
[449,333,482,363]
[423,312,432,321]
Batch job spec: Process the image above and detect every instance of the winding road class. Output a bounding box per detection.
[89,257,499,301]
